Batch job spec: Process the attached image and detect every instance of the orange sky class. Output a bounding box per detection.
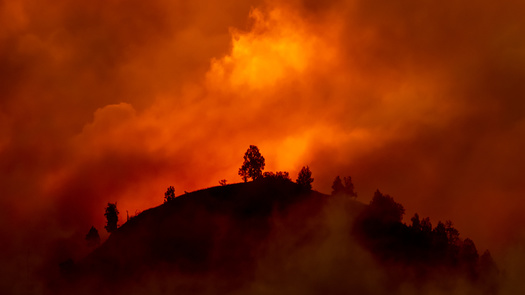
[2,0,525,285]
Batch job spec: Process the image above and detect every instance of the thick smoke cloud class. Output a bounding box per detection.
[1,0,525,293]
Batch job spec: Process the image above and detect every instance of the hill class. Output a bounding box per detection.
[56,178,499,295]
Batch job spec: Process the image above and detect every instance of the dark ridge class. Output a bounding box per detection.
[57,179,499,295]
[70,178,328,284]
[352,190,500,293]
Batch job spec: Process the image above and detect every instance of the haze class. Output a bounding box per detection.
[1,0,525,292]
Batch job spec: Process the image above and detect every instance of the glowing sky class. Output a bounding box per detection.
[2,0,525,288]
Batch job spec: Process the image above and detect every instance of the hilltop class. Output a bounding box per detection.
[56,177,499,295]
[62,178,336,286]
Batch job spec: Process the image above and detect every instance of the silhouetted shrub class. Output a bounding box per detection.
[275,171,290,180]
[86,226,100,247]
[263,171,291,181]
[104,202,119,233]
[164,186,176,203]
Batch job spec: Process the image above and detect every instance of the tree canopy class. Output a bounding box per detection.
[263,171,291,181]
[238,145,265,182]
[331,176,344,195]
[296,166,314,190]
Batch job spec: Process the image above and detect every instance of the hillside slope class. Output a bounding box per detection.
[56,179,498,295]
[71,179,339,282]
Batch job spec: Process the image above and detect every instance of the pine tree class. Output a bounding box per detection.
[238,145,265,182]
[296,166,314,190]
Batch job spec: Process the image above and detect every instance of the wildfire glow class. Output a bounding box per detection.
[2,0,525,292]
[208,8,335,90]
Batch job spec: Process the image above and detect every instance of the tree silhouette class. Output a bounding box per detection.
[460,238,479,265]
[238,145,265,182]
[343,176,357,198]
[164,186,175,203]
[368,190,405,224]
[421,217,432,233]
[85,226,100,247]
[219,179,227,186]
[104,202,119,233]
[410,213,421,231]
[296,166,314,190]
[445,220,460,246]
[352,190,498,286]
[331,176,344,195]
[263,171,291,181]
[331,176,357,197]
[275,171,290,180]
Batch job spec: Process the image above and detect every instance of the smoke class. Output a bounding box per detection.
[60,193,500,295]
[1,0,525,293]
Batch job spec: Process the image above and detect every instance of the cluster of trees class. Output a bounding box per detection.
[90,144,497,291]
[85,203,117,246]
[331,176,357,198]
[354,190,497,282]
[262,171,290,180]
[238,145,314,190]
[95,145,317,239]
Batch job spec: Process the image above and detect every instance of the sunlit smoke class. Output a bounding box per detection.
[1,0,525,293]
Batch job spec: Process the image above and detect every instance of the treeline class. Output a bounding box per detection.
[86,144,498,291]
[353,190,499,288]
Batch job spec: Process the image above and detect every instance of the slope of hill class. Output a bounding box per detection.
[56,178,499,295]
[67,179,334,284]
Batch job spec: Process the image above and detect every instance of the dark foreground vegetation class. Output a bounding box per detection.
[51,146,499,294]
[54,177,499,295]
[353,190,499,292]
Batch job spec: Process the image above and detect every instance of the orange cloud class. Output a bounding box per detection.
[2,1,525,292]
[208,7,337,91]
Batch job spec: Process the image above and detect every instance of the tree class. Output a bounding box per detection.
[296,166,314,190]
[445,220,460,246]
[164,186,175,203]
[343,176,357,198]
[85,226,100,247]
[104,202,119,233]
[368,190,405,224]
[238,145,265,182]
[219,179,227,186]
[460,238,479,265]
[331,176,344,195]
[331,176,357,197]
[421,217,432,233]
[410,213,421,231]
